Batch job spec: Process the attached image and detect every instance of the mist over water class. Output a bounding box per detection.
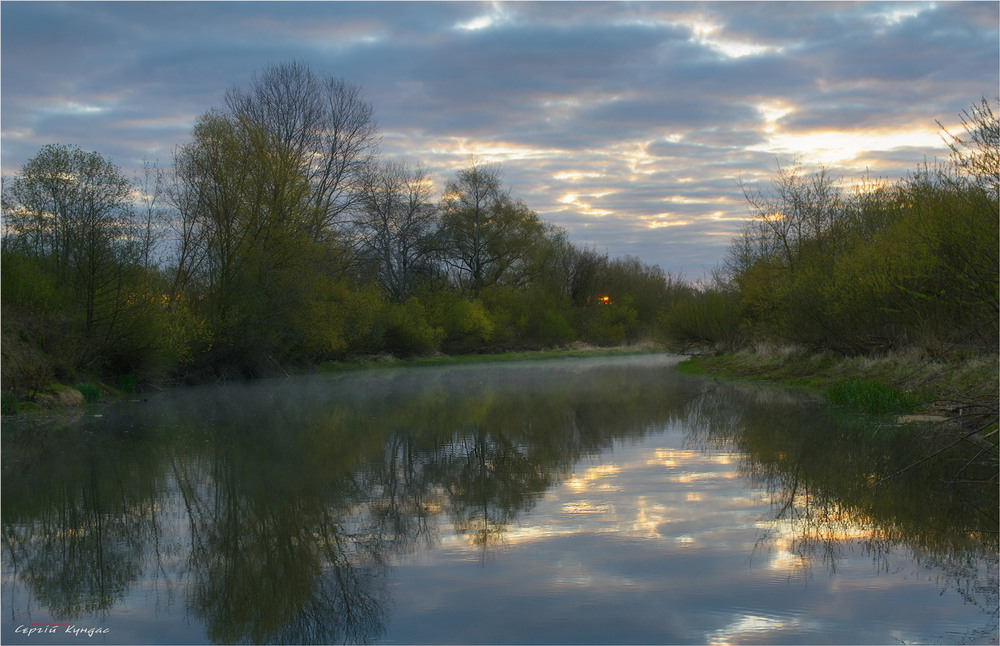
[2,355,996,644]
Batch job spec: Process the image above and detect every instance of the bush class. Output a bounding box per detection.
[441,299,494,351]
[382,298,443,355]
[423,289,495,352]
[576,295,639,346]
[660,289,743,350]
[535,310,575,346]
[479,285,576,347]
[713,101,999,355]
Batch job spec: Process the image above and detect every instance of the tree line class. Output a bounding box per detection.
[663,97,998,358]
[1,62,682,393]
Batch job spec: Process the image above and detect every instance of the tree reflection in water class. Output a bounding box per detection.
[2,357,694,643]
[2,414,164,618]
[683,379,999,639]
[2,357,996,643]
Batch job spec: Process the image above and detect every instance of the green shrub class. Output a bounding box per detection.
[576,295,639,346]
[424,290,494,352]
[660,289,743,350]
[382,298,443,356]
[481,285,576,347]
[0,252,71,314]
[447,299,494,350]
[535,310,575,346]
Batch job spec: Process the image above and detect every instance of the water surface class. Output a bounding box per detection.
[2,355,996,644]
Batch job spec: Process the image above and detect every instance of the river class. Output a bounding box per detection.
[2,354,996,644]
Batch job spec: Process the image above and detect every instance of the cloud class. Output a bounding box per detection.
[2,1,995,279]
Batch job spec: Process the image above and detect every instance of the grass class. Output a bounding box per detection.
[74,382,102,403]
[824,378,923,416]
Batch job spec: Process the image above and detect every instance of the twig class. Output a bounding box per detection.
[871,420,997,488]
[948,448,986,484]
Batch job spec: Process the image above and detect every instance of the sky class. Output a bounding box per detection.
[1,1,997,279]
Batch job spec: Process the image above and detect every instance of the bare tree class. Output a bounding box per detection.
[134,159,166,271]
[355,161,439,302]
[737,161,843,270]
[164,144,208,301]
[937,96,999,197]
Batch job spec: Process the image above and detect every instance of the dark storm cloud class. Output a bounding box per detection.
[2,1,995,278]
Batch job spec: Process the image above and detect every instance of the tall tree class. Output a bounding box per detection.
[171,109,318,362]
[169,63,381,368]
[438,160,547,296]
[224,61,380,242]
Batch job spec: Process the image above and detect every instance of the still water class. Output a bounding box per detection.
[2,354,996,644]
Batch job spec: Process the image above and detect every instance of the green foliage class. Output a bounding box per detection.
[3,66,694,386]
[0,252,70,315]
[1,144,173,383]
[598,256,672,330]
[579,296,639,346]
[535,310,575,346]
[661,288,743,350]
[438,161,550,296]
[74,382,102,403]
[304,281,385,360]
[160,298,212,369]
[477,285,577,348]
[381,298,443,356]
[2,144,144,336]
[0,308,60,397]
[7,88,997,392]
[432,294,495,352]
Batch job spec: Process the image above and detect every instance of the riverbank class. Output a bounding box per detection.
[313,343,662,373]
[1,344,663,415]
[678,343,998,428]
